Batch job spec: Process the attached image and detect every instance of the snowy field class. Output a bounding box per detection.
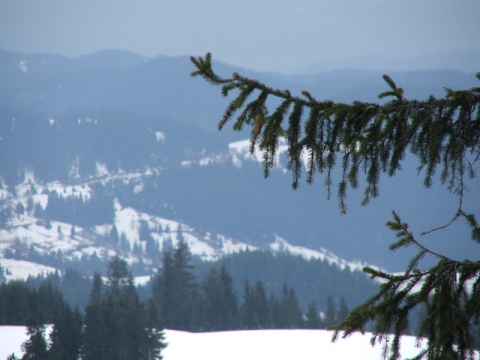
[0,326,436,360]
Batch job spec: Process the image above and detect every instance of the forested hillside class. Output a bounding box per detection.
[1,107,477,272]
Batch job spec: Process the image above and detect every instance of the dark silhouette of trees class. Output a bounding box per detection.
[152,239,197,330]
[21,321,49,360]
[48,300,82,360]
[83,256,166,360]
[200,266,238,330]
[305,300,322,329]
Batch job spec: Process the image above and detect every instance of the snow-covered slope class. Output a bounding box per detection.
[0,210,376,280]
[1,163,382,280]
[270,235,381,273]
[0,258,57,282]
[1,326,457,360]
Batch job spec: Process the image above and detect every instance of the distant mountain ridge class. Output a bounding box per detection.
[301,50,480,74]
[0,112,378,275]
[0,49,478,274]
[1,48,478,138]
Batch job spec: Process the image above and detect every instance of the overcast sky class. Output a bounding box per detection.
[1,0,479,74]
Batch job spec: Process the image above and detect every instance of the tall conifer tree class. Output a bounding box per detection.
[82,273,108,360]
[153,240,196,330]
[305,300,322,329]
[48,300,82,360]
[83,257,165,360]
[201,266,238,330]
[21,322,49,360]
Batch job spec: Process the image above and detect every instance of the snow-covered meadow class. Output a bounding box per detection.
[0,326,433,360]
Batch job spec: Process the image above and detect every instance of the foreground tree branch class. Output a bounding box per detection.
[191,53,480,359]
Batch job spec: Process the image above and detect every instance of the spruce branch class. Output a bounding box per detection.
[331,213,480,360]
[190,55,480,359]
[190,54,480,212]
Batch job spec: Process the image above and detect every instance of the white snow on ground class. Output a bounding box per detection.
[155,131,166,143]
[163,329,427,360]
[229,139,265,167]
[0,326,28,359]
[228,138,308,171]
[19,60,28,73]
[96,162,109,177]
[1,327,461,360]
[219,236,257,254]
[270,235,383,273]
[134,275,151,286]
[114,200,141,244]
[0,258,58,281]
[0,167,382,281]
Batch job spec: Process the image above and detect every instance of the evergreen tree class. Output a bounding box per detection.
[0,284,5,324]
[143,299,167,360]
[21,321,49,360]
[106,255,133,295]
[61,268,92,311]
[336,296,349,323]
[82,274,108,360]
[305,300,322,329]
[201,266,238,330]
[152,251,173,326]
[16,202,25,216]
[48,300,83,360]
[104,256,140,360]
[153,239,197,330]
[83,257,165,360]
[277,283,303,329]
[241,281,270,329]
[3,280,30,324]
[33,281,62,324]
[324,295,337,327]
[191,54,480,359]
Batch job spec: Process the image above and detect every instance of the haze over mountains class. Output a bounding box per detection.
[0,48,478,277]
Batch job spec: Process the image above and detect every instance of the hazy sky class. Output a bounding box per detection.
[1,0,479,74]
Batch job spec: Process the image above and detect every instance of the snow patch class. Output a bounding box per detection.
[19,60,28,73]
[114,200,141,245]
[69,157,81,180]
[270,235,379,272]
[96,162,109,176]
[162,329,432,360]
[47,182,92,201]
[134,275,151,286]
[0,327,441,360]
[0,258,58,281]
[228,138,311,170]
[229,139,264,167]
[133,182,144,194]
[155,131,166,143]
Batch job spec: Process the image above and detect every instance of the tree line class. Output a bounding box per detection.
[151,239,349,331]
[4,256,166,360]
[2,240,354,359]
